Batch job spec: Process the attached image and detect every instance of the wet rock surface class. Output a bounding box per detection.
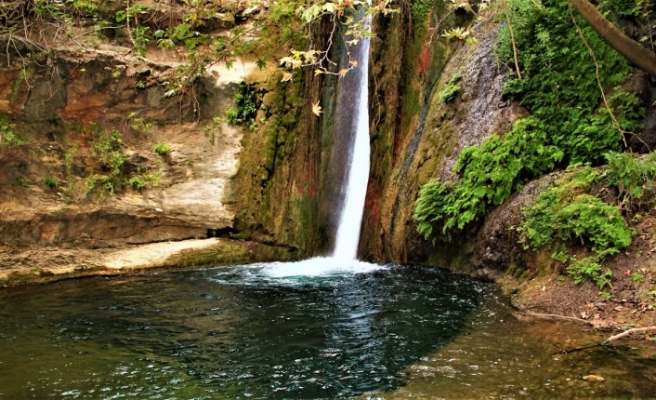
[0,237,298,286]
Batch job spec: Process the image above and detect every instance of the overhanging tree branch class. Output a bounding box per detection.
[568,0,656,78]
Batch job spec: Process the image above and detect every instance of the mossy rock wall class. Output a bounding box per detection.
[362,14,526,265]
[232,66,326,255]
[231,18,345,256]
[361,0,455,263]
[232,17,383,257]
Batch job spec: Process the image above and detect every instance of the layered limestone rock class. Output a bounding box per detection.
[0,36,287,283]
[0,45,254,247]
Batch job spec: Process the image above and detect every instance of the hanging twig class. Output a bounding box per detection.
[126,0,135,46]
[503,0,522,79]
[427,9,455,45]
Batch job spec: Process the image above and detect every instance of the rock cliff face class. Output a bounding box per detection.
[0,45,252,248]
[0,6,334,283]
[361,3,656,329]
[362,6,526,266]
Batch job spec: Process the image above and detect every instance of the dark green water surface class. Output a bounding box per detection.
[0,261,654,399]
[0,262,484,399]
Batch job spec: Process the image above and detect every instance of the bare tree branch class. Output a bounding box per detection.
[603,326,656,344]
[569,0,656,78]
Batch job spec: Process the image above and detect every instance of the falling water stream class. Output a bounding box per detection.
[332,11,371,261]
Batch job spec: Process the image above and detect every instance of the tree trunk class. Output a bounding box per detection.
[569,0,656,78]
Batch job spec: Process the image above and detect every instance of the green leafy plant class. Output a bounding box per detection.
[128,170,162,191]
[42,176,59,189]
[91,127,125,176]
[415,117,563,240]
[126,112,152,133]
[566,256,612,289]
[631,272,645,283]
[521,193,632,258]
[85,174,117,197]
[154,143,171,156]
[85,127,127,198]
[442,27,471,41]
[519,169,631,251]
[603,152,656,210]
[0,114,26,148]
[599,0,646,17]
[226,83,264,127]
[518,169,633,287]
[439,73,463,103]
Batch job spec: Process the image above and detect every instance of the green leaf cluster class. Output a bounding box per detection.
[414,117,563,239]
[86,127,125,197]
[154,143,172,156]
[128,170,162,191]
[42,176,60,189]
[603,151,656,208]
[91,127,125,176]
[521,192,632,258]
[85,127,162,198]
[519,168,634,288]
[566,257,612,289]
[0,113,26,148]
[226,83,264,128]
[85,174,118,197]
[439,73,463,103]
[599,0,647,17]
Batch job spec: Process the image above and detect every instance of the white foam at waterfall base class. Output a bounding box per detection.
[259,257,382,278]
[208,258,386,287]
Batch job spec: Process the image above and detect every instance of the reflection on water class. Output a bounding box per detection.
[0,262,654,399]
[365,293,656,399]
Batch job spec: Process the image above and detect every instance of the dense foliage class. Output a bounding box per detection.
[414,0,645,243]
[518,153,656,287]
[415,117,563,240]
[518,167,632,288]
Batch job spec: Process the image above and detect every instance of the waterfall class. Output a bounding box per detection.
[332,14,371,261]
